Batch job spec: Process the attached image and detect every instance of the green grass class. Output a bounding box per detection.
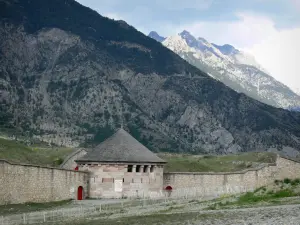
[0,138,277,172]
[0,138,74,166]
[0,200,72,216]
[159,152,277,172]
[206,178,300,210]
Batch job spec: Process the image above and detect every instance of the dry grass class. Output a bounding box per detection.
[158,152,277,172]
[0,138,74,166]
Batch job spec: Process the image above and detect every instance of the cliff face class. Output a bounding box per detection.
[0,0,300,155]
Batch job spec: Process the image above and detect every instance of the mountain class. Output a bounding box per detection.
[288,107,300,112]
[1,0,300,157]
[149,31,300,109]
[148,31,166,42]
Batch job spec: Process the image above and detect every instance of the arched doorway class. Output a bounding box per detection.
[77,186,83,200]
[165,186,173,197]
[165,186,173,191]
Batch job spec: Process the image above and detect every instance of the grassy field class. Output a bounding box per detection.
[0,137,278,172]
[0,138,74,166]
[158,152,277,172]
[0,200,72,216]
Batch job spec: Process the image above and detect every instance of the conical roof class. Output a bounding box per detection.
[77,128,165,163]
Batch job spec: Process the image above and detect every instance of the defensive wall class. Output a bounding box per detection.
[0,160,88,205]
[163,155,300,198]
[60,148,88,170]
[1,154,300,205]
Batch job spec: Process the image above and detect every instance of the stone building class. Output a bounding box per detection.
[76,128,166,198]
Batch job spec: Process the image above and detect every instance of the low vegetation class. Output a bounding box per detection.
[159,152,277,172]
[206,178,300,210]
[0,200,72,216]
[0,138,74,166]
[1,138,278,173]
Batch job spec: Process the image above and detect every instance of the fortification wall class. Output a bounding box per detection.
[60,148,87,170]
[0,160,88,205]
[163,156,300,198]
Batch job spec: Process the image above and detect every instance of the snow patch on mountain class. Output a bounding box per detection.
[149,30,300,109]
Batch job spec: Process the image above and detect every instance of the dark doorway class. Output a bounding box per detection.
[77,186,83,200]
[165,186,173,197]
[165,186,173,191]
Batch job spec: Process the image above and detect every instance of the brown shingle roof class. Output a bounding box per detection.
[77,128,166,163]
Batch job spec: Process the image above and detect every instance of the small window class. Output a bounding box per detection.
[150,165,154,173]
[143,165,148,173]
[102,178,114,183]
[123,178,124,182]
[127,165,133,172]
[136,165,141,173]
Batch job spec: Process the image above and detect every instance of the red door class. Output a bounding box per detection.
[77,186,83,200]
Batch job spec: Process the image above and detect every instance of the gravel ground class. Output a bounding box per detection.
[67,201,300,225]
[170,204,300,225]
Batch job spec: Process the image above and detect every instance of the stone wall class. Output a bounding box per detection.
[163,156,300,198]
[0,160,88,205]
[60,148,88,170]
[79,163,164,199]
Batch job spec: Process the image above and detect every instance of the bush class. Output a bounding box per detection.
[272,189,294,198]
[274,180,281,185]
[283,178,292,184]
[291,178,300,186]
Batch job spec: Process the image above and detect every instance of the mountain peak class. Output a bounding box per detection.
[212,43,239,55]
[148,31,166,42]
[179,30,192,36]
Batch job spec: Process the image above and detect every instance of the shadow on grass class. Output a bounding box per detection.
[0,200,72,216]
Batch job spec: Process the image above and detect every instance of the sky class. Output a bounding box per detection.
[76,0,300,94]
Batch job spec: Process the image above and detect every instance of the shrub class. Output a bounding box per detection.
[291,178,300,186]
[272,189,294,198]
[283,178,292,184]
[274,180,281,185]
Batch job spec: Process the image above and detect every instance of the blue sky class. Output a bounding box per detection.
[76,0,300,93]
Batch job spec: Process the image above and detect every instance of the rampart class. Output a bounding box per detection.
[0,160,88,205]
[163,155,300,198]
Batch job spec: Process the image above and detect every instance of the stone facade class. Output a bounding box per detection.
[1,154,300,205]
[163,156,300,198]
[78,163,164,198]
[0,160,88,205]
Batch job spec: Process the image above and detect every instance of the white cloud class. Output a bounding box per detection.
[152,0,213,10]
[171,13,276,49]
[104,13,123,20]
[245,27,300,94]
[164,13,300,93]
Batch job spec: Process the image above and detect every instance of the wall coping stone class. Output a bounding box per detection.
[76,160,166,165]
[164,154,300,175]
[0,159,88,174]
[59,148,88,168]
[277,153,300,163]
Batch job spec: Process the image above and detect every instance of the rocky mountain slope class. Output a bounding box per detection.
[149,31,300,109]
[0,0,300,156]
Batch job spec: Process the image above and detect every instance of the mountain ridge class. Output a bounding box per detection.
[1,0,300,157]
[149,30,300,109]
